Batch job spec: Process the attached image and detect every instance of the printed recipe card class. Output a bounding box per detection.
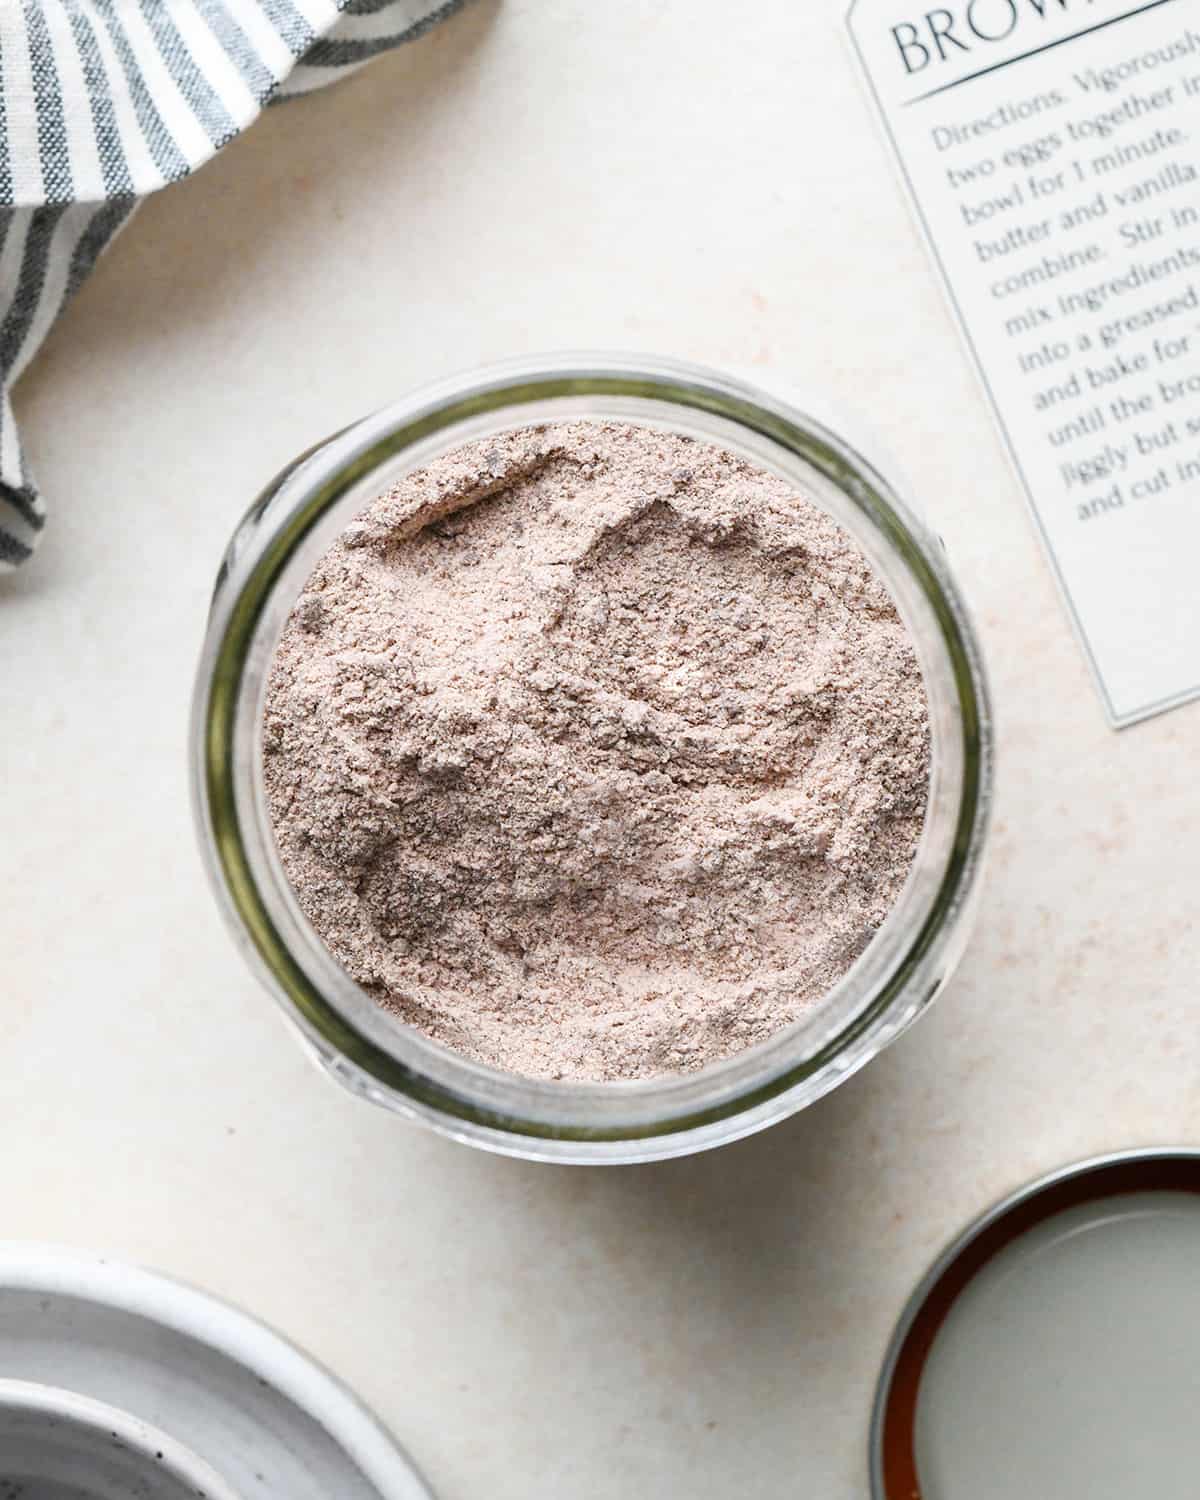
[849,0,1200,726]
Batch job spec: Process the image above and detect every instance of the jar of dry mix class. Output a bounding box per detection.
[191,354,992,1163]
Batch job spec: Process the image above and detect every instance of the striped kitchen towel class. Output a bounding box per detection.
[0,0,466,569]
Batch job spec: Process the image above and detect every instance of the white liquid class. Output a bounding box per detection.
[916,1191,1200,1500]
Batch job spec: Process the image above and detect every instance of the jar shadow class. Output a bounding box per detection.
[459,999,973,1357]
[486,1057,906,1355]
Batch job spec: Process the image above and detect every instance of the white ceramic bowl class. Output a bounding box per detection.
[0,1244,432,1500]
[0,1378,242,1500]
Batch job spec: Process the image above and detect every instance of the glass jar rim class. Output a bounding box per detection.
[192,352,992,1162]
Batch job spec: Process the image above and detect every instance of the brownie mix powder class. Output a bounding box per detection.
[262,421,930,1082]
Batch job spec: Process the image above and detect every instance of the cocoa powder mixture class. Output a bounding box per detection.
[263,421,930,1082]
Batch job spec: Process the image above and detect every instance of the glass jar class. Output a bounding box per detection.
[191,353,992,1164]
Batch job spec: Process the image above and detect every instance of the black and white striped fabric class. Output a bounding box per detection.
[0,0,464,569]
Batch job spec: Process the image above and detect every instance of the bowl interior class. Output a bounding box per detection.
[0,1379,240,1500]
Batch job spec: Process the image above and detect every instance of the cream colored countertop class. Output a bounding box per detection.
[5,2,1197,1495]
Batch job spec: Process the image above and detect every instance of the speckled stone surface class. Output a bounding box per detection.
[3,3,1198,1497]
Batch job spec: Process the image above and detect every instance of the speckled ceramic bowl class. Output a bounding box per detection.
[0,1244,433,1500]
[0,1379,241,1500]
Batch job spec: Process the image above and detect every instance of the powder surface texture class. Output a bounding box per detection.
[262,421,931,1082]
